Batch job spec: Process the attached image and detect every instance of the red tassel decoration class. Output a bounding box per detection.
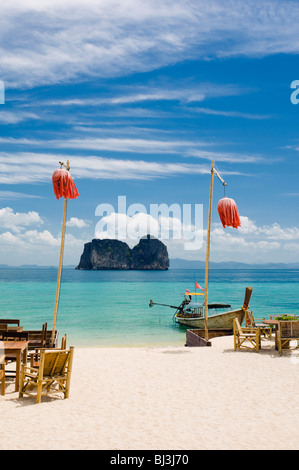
[217,197,241,229]
[52,168,79,200]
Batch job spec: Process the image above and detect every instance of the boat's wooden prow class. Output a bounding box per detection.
[243,287,253,309]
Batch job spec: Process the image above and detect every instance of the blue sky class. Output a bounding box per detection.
[0,0,299,265]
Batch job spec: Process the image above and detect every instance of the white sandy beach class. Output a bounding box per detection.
[1,336,299,450]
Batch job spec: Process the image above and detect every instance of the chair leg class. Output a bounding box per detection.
[64,346,74,399]
[1,365,5,395]
[36,379,43,403]
[19,365,25,398]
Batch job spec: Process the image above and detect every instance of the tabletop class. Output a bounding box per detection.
[3,341,29,350]
[262,319,279,325]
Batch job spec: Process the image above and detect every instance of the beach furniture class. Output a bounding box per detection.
[0,320,23,333]
[19,347,74,403]
[61,334,67,349]
[24,327,59,350]
[245,311,272,340]
[0,331,29,341]
[277,320,299,355]
[27,323,48,350]
[1,333,29,385]
[29,334,68,368]
[2,341,29,392]
[0,353,5,395]
[0,319,20,326]
[233,317,260,352]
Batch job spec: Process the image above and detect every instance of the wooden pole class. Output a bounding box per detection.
[51,196,67,346]
[51,160,70,346]
[204,160,215,342]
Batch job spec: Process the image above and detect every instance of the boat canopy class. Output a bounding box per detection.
[183,301,204,310]
[208,303,231,309]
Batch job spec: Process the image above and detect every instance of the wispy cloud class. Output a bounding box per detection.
[186,149,266,164]
[0,111,39,124]
[0,191,42,200]
[0,152,215,184]
[0,135,209,154]
[190,107,273,120]
[1,0,299,88]
[0,134,263,164]
[36,83,248,107]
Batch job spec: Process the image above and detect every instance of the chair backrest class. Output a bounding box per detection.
[234,317,243,334]
[61,334,67,349]
[1,331,29,341]
[25,328,58,349]
[244,310,255,327]
[0,319,20,326]
[41,323,47,348]
[40,348,74,377]
[0,324,8,331]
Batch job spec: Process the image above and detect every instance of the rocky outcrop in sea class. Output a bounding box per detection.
[76,235,169,270]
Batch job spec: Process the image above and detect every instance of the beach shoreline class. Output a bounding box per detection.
[1,336,299,450]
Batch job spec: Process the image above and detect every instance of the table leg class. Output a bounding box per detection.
[15,351,21,392]
[22,346,28,365]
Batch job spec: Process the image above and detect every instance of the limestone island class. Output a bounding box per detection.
[76,234,169,270]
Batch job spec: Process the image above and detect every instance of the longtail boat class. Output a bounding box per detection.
[149,286,252,329]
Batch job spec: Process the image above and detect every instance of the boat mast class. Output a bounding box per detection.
[204,161,227,342]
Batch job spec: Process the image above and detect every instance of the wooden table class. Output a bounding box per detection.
[3,341,29,391]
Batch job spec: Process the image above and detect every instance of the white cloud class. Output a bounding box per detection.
[190,107,273,120]
[1,0,299,88]
[0,111,39,124]
[0,191,42,200]
[22,229,60,246]
[0,207,43,233]
[94,211,299,263]
[0,223,86,265]
[66,217,91,228]
[0,151,217,184]
[94,211,203,251]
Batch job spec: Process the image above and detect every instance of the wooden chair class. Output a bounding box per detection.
[30,334,67,368]
[0,319,20,326]
[234,317,261,352]
[245,311,272,340]
[277,321,299,355]
[0,331,29,341]
[0,324,8,332]
[24,328,58,350]
[19,347,74,404]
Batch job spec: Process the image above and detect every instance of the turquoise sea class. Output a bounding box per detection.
[0,267,298,347]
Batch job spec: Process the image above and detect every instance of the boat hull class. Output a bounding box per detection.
[176,308,245,329]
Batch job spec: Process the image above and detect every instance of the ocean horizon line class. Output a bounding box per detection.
[0,261,298,270]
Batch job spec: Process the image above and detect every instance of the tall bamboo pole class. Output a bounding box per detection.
[204,160,215,342]
[51,160,69,346]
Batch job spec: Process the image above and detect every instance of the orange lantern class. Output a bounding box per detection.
[217,196,241,229]
[52,168,79,200]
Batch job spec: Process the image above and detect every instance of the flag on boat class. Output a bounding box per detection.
[195,281,205,292]
[185,289,190,294]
